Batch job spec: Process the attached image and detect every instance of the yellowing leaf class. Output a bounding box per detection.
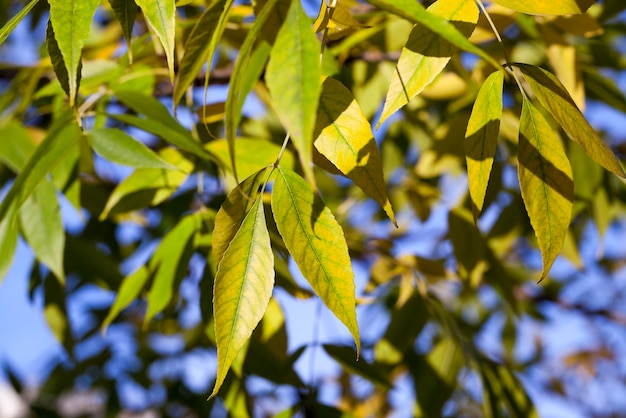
[314,77,396,225]
[135,0,176,81]
[212,197,274,397]
[271,169,360,353]
[465,71,504,221]
[518,99,573,280]
[492,0,593,15]
[377,0,479,127]
[265,0,322,187]
[518,64,626,178]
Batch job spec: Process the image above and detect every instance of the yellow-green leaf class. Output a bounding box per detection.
[518,99,573,280]
[212,197,274,397]
[492,0,593,15]
[48,0,99,106]
[0,205,18,284]
[0,0,40,47]
[465,71,504,221]
[109,0,137,54]
[517,64,626,178]
[102,265,149,331]
[88,128,176,169]
[271,168,360,353]
[377,0,479,127]
[265,0,322,187]
[135,0,175,81]
[314,77,396,225]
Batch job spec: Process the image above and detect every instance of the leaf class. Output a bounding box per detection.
[314,77,396,225]
[19,180,65,284]
[492,0,593,15]
[271,168,360,353]
[265,0,322,187]
[88,128,175,169]
[135,0,176,81]
[0,205,18,284]
[465,70,504,221]
[46,20,79,103]
[377,0,479,127]
[0,0,39,47]
[0,111,80,224]
[48,0,100,106]
[174,0,233,106]
[0,121,36,172]
[518,99,573,280]
[517,64,626,178]
[109,0,137,54]
[102,265,149,330]
[323,345,391,388]
[211,197,274,397]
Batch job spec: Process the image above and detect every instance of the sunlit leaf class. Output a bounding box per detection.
[0,205,18,284]
[0,0,39,47]
[88,128,175,169]
[265,0,322,187]
[212,197,274,397]
[135,0,175,81]
[315,77,396,225]
[0,121,36,172]
[46,21,78,103]
[271,168,360,353]
[517,63,626,178]
[102,264,149,331]
[378,0,479,127]
[465,70,504,221]
[518,99,573,280]
[492,0,593,15]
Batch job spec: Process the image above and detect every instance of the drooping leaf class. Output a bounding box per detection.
[465,70,504,221]
[48,0,99,106]
[315,77,396,225]
[102,264,149,330]
[0,205,18,284]
[134,0,176,81]
[88,128,175,169]
[265,0,322,187]
[46,20,79,103]
[173,0,233,106]
[492,0,593,15]
[518,99,573,280]
[0,121,36,172]
[109,0,137,54]
[211,197,274,397]
[517,64,626,178]
[271,168,360,353]
[378,0,479,127]
[0,0,39,47]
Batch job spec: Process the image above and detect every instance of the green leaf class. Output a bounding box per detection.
[88,128,176,169]
[517,64,626,178]
[323,345,391,388]
[135,0,176,81]
[315,77,396,225]
[0,111,80,224]
[271,168,360,353]
[19,179,65,284]
[0,0,39,47]
[0,205,18,284]
[211,196,274,397]
[0,121,36,172]
[109,0,137,54]
[46,20,80,103]
[174,0,233,106]
[378,0,479,127]
[583,69,626,115]
[265,0,322,187]
[366,0,500,73]
[492,0,593,15]
[465,70,504,221]
[48,0,100,106]
[102,265,149,330]
[518,99,573,280]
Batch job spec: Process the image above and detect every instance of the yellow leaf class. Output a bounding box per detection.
[492,0,594,15]
[211,196,274,397]
[518,99,573,280]
[271,169,360,353]
[315,77,396,225]
[465,70,504,221]
[377,0,478,127]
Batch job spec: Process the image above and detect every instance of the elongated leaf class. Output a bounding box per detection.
[0,0,39,46]
[0,111,79,224]
[0,205,18,284]
[517,64,626,178]
[135,0,175,81]
[465,71,504,221]
[212,197,274,397]
[48,0,99,106]
[46,20,79,103]
[88,128,175,169]
[265,0,322,187]
[366,0,500,71]
[19,179,65,284]
[102,265,149,330]
[109,0,137,52]
[323,345,391,388]
[174,0,233,106]
[0,121,36,172]
[518,99,573,280]
[492,0,593,15]
[315,77,396,225]
[271,169,360,352]
[114,89,188,135]
[378,0,478,127]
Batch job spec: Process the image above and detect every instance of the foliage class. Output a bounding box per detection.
[1,0,626,416]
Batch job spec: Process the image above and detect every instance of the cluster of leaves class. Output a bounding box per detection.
[1,0,626,416]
